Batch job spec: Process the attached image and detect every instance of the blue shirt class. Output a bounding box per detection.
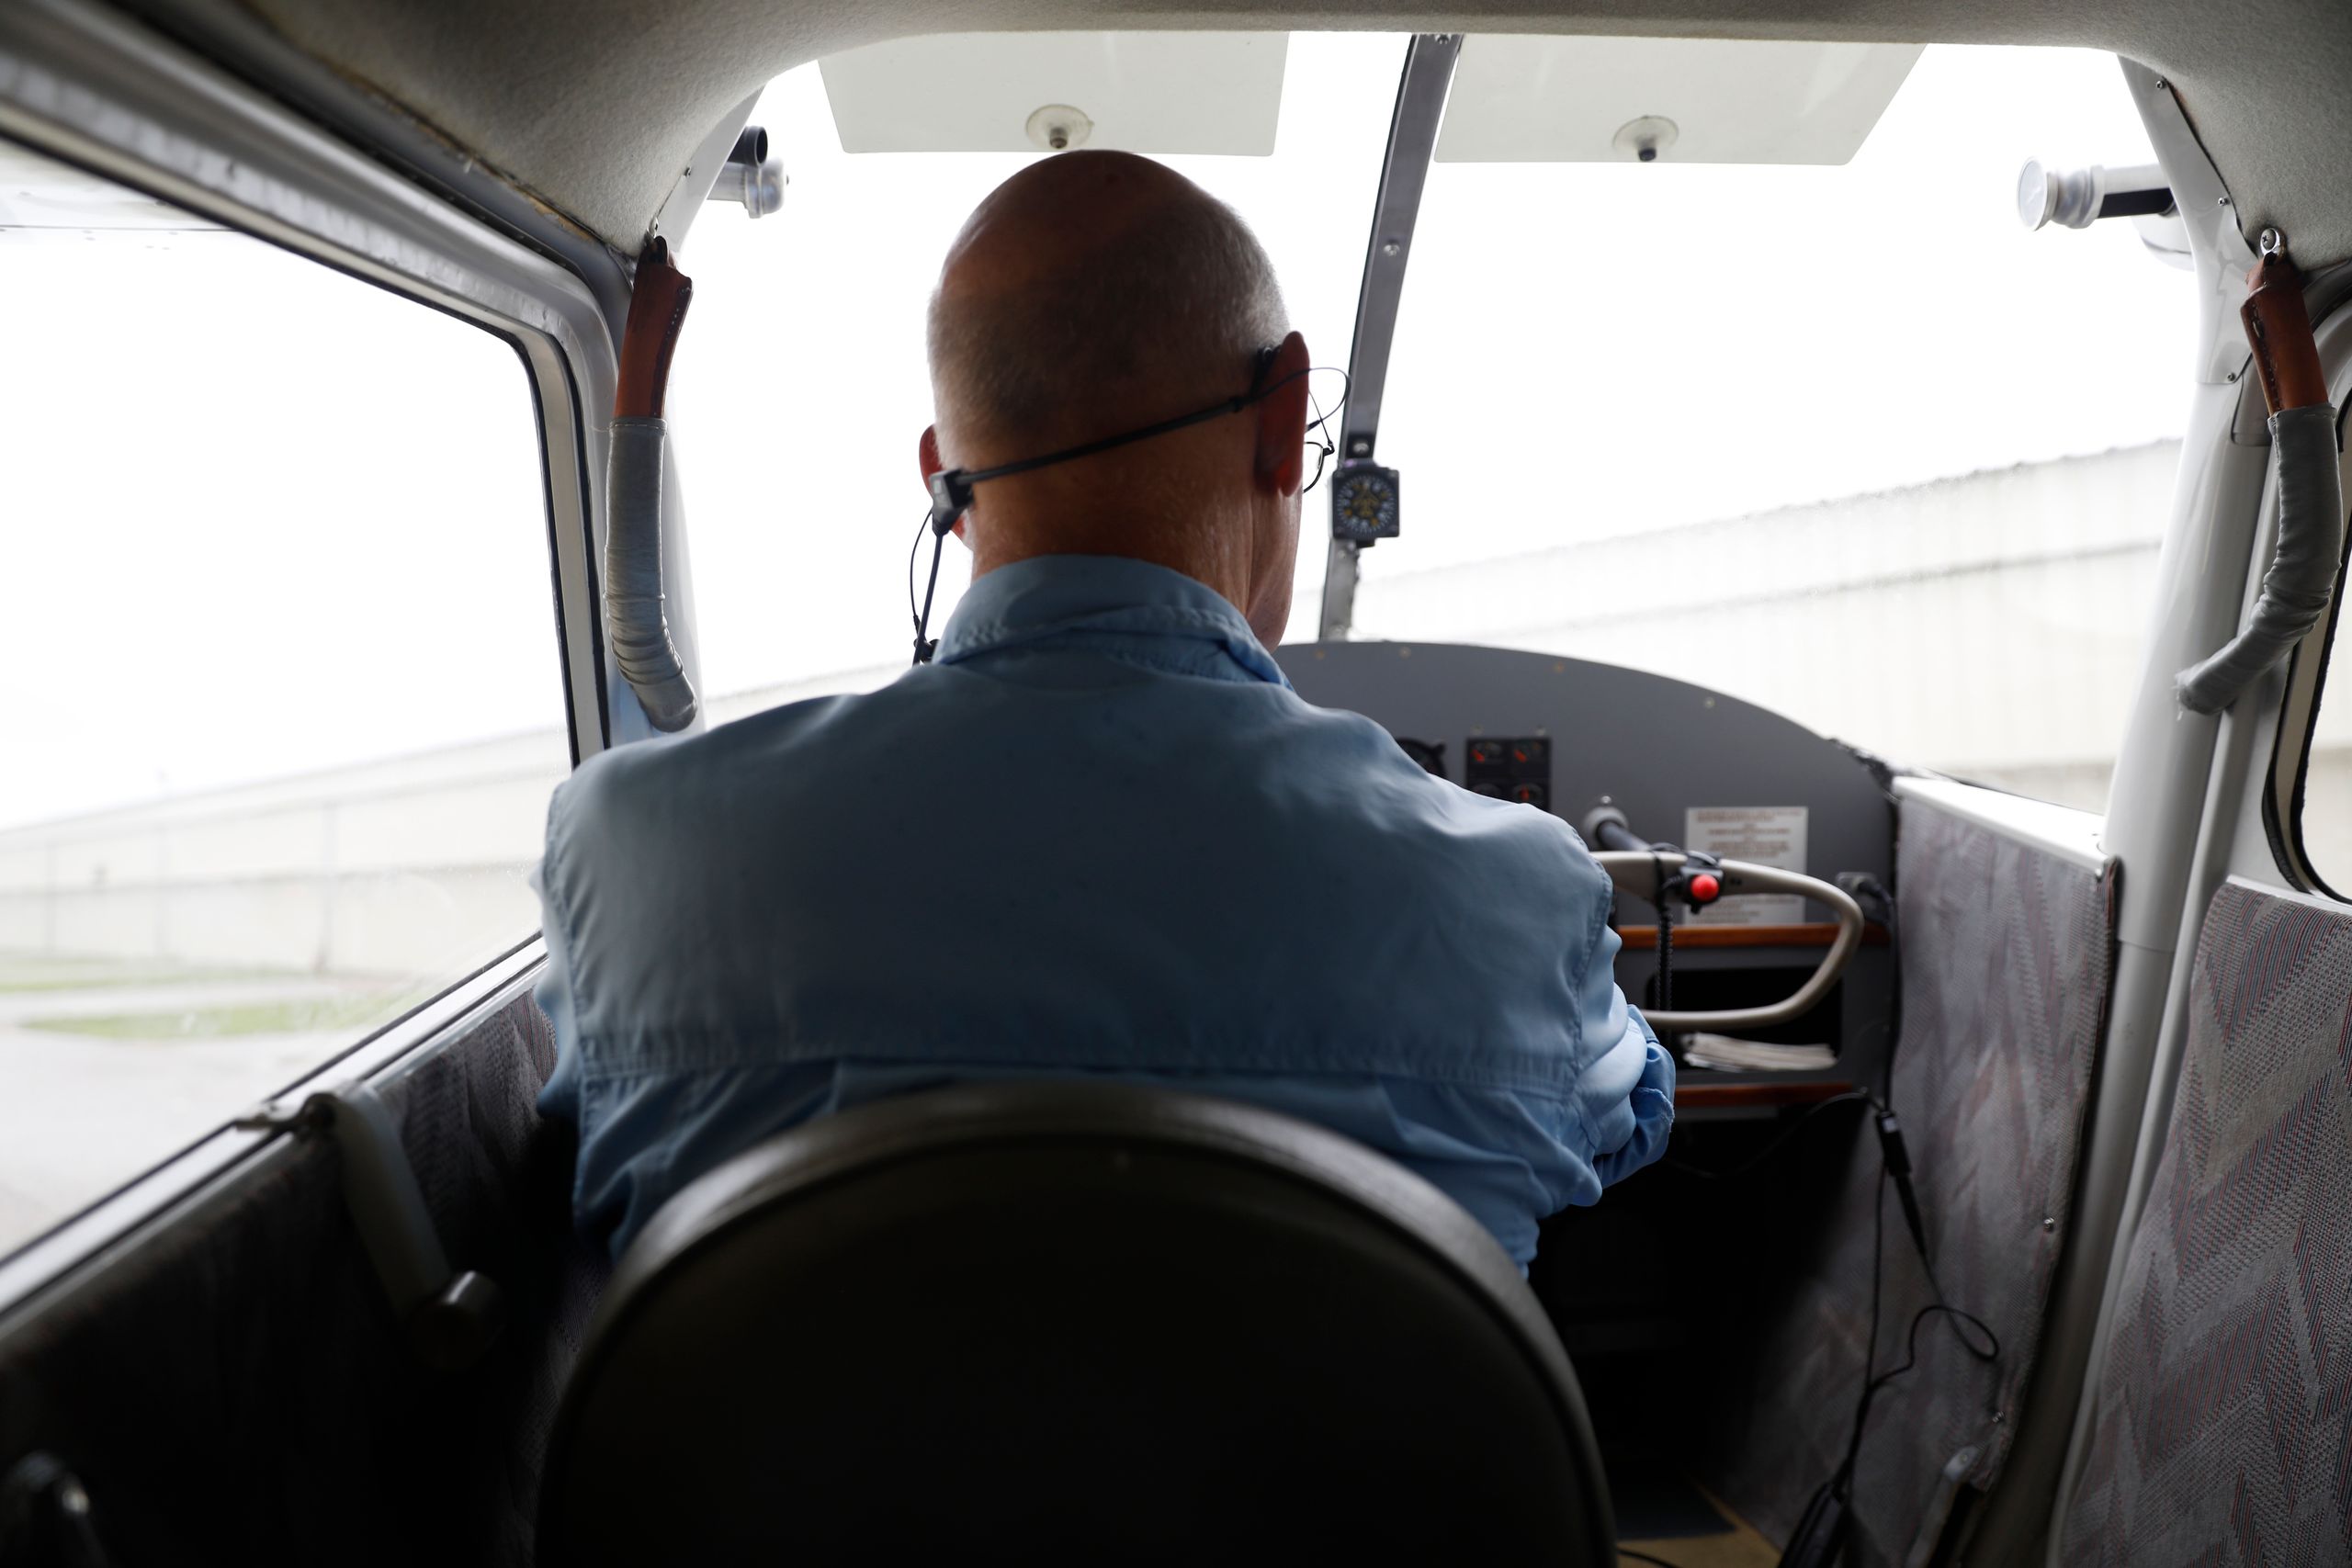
[535,554,1672,1267]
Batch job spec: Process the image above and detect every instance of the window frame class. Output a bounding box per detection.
[0,0,615,1294]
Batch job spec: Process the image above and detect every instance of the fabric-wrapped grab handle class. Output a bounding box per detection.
[2177,250,2344,716]
[606,238,698,733]
[606,416,696,731]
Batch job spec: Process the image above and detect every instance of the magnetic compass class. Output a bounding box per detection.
[1329,461,1401,544]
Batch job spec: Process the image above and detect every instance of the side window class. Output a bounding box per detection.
[0,141,571,1255]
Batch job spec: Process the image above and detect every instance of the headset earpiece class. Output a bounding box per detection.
[1249,344,1280,395]
[926,470,973,537]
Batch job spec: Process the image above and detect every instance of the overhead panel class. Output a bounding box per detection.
[1435,36,1923,165]
[819,32,1288,156]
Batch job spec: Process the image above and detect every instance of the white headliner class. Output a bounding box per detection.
[152,0,2352,266]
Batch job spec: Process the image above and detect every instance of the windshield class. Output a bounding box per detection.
[1361,44,2189,807]
[680,39,2188,812]
[672,32,1401,711]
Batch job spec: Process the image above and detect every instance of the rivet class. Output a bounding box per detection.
[2217,195,2232,208]
[2042,1216,2056,1232]
[2152,77,2166,90]
[2227,369,2241,382]
[1382,239,1402,257]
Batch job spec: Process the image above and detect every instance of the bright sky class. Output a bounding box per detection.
[0,220,565,829]
[0,37,2191,830]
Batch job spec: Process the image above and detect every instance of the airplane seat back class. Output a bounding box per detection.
[2058,882,2352,1557]
[536,1082,1615,1564]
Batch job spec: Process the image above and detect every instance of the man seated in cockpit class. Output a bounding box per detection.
[533,150,1673,1269]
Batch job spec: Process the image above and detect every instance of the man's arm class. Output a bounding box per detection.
[1569,914,1676,1190]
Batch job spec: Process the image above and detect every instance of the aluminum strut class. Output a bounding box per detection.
[1318,33,1461,641]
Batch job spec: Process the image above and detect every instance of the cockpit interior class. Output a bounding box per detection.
[2,1,2348,1565]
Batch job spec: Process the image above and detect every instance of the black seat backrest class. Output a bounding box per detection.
[537,1082,1613,1564]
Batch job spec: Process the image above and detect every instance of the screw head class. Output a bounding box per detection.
[2152,76,2166,90]
[2041,1216,2056,1232]
[1382,239,1402,257]
[2217,195,2232,207]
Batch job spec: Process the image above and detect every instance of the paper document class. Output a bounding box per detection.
[1679,1034,1838,1073]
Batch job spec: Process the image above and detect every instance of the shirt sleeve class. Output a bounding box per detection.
[1566,913,1676,1193]
[532,784,585,1129]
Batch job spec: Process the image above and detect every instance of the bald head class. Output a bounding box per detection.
[927,151,1289,457]
[919,152,1312,646]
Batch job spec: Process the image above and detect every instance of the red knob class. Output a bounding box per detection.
[1689,873,1722,904]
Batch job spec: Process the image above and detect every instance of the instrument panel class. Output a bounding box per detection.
[1276,639,1896,1110]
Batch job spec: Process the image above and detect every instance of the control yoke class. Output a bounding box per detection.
[1580,805,1864,1034]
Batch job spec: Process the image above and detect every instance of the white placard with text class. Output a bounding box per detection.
[1683,806,1809,925]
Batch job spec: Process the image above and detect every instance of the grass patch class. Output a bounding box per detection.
[27,990,417,1041]
[0,953,290,994]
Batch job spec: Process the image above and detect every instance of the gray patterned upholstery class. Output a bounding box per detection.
[2061,880,2352,1565]
[0,985,599,1567]
[1706,795,2118,1564]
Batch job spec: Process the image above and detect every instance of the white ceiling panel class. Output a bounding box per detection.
[1436,36,1924,164]
[820,32,1290,156]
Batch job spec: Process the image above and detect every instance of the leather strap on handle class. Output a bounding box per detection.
[616,237,693,419]
[2175,244,2342,715]
[603,236,699,732]
[2240,250,2326,415]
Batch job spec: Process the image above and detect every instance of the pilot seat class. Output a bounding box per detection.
[537,1082,1616,1563]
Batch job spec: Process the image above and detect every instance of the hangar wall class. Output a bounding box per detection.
[4,439,2344,978]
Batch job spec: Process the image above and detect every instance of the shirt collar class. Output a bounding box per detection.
[934,554,1292,689]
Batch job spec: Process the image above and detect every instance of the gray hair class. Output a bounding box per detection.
[927,192,1288,452]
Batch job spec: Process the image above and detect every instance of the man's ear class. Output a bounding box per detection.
[1252,332,1312,497]
[920,425,973,542]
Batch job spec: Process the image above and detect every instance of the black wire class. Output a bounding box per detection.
[1831,1157,2002,1499]
[1873,885,1902,1104]
[1872,1303,2000,1396]
[907,503,948,666]
[949,362,1351,494]
[1841,1298,2003,1494]
[1838,1165,1893,1494]
[911,363,1348,663]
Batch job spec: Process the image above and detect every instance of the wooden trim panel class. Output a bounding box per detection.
[1614,921,1891,950]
